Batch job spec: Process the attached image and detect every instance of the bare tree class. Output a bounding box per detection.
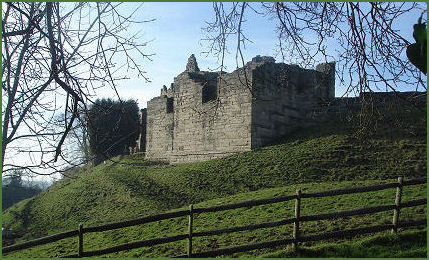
[201,2,427,137]
[203,2,427,97]
[2,2,153,176]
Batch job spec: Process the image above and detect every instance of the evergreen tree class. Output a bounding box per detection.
[87,99,140,165]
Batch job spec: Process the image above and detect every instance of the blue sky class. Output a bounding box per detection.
[94,2,426,109]
[98,2,292,108]
[4,2,426,183]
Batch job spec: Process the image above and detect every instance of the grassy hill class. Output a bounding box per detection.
[3,180,427,257]
[2,107,426,257]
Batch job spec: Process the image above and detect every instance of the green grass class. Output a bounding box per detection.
[2,107,426,257]
[3,180,426,258]
[260,229,427,258]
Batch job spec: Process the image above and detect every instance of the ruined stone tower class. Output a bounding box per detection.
[185,54,200,72]
[145,55,335,163]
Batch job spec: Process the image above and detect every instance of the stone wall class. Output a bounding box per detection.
[145,96,174,159]
[146,55,255,163]
[145,55,337,163]
[309,91,427,120]
[145,55,425,164]
[250,58,335,148]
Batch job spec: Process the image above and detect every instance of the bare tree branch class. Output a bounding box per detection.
[2,2,153,176]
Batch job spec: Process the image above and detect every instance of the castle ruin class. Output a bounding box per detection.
[144,55,336,163]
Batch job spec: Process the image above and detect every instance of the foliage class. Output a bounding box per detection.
[87,99,140,165]
[407,16,427,74]
[2,171,42,211]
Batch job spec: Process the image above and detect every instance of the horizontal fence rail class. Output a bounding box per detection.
[175,237,296,258]
[193,218,295,237]
[3,177,426,257]
[301,178,426,198]
[61,234,189,258]
[83,210,189,233]
[2,230,78,253]
[301,198,427,222]
[300,218,427,243]
[193,195,296,214]
[2,210,189,254]
[174,219,427,258]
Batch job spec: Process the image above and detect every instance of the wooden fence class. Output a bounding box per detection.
[2,177,427,258]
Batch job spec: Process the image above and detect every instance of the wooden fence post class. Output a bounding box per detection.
[78,223,83,257]
[293,189,302,252]
[392,176,403,233]
[188,204,193,257]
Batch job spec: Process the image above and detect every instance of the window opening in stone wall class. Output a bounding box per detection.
[202,83,217,103]
[166,97,174,113]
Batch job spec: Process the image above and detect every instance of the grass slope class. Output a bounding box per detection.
[4,180,426,257]
[2,107,426,257]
